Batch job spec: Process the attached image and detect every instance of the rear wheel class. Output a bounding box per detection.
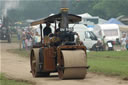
[30,51,38,77]
[30,50,50,77]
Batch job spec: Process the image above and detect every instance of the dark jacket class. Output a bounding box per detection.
[43,26,52,36]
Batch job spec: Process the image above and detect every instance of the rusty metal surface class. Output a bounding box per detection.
[58,45,86,51]
[43,47,56,71]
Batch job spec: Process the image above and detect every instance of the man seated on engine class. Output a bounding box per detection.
[43,22,52,45]
[43,22,52,37]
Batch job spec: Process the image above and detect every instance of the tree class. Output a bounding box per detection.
[93,0,128,19]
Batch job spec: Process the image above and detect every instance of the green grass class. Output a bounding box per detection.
[0,73,32,85]
[7,49,30,58]
[7,33,30,58]
[11,34,20,43]
[88,51,128,79]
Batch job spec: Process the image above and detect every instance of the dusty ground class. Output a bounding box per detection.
[0,42,128,85]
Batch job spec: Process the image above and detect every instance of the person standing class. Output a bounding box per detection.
[121,33,126,50]
[126,35,128,50]
[34,32,41,43]
[21,29,26,49]
[17,28,21,40]
[26,32,32,50]
[102,36,106,50]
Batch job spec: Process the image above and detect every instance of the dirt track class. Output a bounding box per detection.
[0,43,128,85]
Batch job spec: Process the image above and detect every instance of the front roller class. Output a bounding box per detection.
[58,50,87,79]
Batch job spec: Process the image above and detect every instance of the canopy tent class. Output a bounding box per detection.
[105,18,124,25]
[118,16,128,25]
[99,18,107,24]
[78,13,92,18]
[118,25,128,32]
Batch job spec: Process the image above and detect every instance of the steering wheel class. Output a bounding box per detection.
[48,33,54,38]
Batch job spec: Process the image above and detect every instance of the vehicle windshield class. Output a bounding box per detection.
[85,31,97,40]
[103,29,118,36]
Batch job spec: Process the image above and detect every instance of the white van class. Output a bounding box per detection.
[69,24,97,49]
[93,24,121,43]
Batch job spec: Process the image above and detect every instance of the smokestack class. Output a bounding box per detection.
[60,8,69,30]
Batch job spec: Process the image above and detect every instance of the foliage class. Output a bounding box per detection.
[93,0,128,19]
[7,48,30,58]
[6,0,128,22]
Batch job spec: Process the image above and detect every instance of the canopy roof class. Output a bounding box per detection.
[31,13,81,26]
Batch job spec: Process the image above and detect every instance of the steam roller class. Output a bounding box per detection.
[30,8,88,79]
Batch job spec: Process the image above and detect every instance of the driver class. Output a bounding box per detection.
[43,22,52,36]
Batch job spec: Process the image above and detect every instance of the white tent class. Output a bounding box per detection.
[99,18,107,24]
[78,13,107,24]
[78,13,92,18]
[118,25,128,32]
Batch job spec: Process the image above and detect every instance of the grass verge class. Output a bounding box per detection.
[88,51,128,79]
[11,34,19,43]
[0,73,32,85]
[7,49,30,58]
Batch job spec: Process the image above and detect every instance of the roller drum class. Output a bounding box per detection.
[58,50,87,79]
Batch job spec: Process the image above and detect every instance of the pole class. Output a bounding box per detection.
[40,24,43,44]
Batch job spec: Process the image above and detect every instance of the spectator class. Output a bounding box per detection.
[34,32,41,43]
[21,29,26,49]
[95,39,103,51]
[126,35,128,50]
[121,33,126,50]
[17,28,21,40]
[30,32,35,46]
[102,36,106,50]
[25,32,28,50]
[26,32,32,50]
